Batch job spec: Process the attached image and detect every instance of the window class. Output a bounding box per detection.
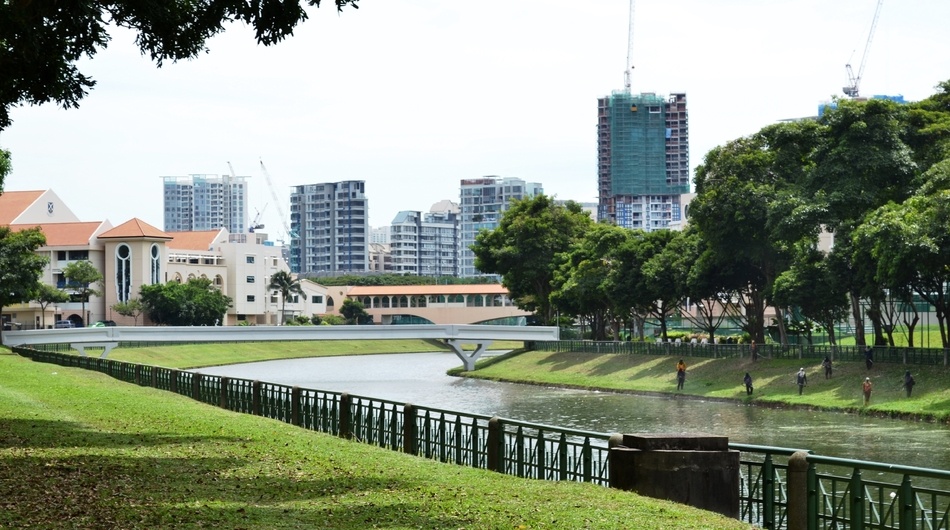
[247,295,255,302]
[57,251,67,261]
[115,244,131,302]
[311,295,323,304]
[246,276,255,283]
[150,244,161,284]
[246,255,255,264]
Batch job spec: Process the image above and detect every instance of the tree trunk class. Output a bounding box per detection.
[849,291,865,347]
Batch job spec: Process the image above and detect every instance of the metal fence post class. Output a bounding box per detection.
[899,475,915,530]
[291,386,301,426]
[252,380,261,415]
[192,373,201,401]
[402,403,417,455]
[850,468,865,529]
[487,417,503,473]
[339,392,352,439]
[220,377,230,409]
[763,453,775,528]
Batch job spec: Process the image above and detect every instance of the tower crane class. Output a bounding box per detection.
[259,159,298,244]
[623,0,635,92]
[843,0,884,98]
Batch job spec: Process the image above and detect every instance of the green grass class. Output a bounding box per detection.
[464,350,950,422]
[785,324,946,348]
[105,339,527,369]
[0,351,750,529]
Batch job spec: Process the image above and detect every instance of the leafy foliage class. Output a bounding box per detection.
[0,226,47,342]
[32,283,70,328]
[339,298,372,324]
[472,195,592,324]
[111,298,144,326]
[0,0,359,131]
[62,260,103,326]
[267,270,304,324]
[139,278,232,326]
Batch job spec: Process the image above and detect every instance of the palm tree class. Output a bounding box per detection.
[267,270,304,325]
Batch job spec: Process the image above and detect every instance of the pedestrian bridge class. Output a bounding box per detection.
[3,324,559,370]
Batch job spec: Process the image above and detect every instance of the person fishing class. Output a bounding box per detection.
[743,372,753,395]
[676,359,687,391]
[902,371,916,397]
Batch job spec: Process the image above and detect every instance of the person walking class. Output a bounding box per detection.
[796,368,807,395]
[903,371,916,397]
[676,359,687,390]
[750,340,758,361]
[743,372,753,395]
[865,346,874,370]
[863,377,873,406]
[821,356,833,379]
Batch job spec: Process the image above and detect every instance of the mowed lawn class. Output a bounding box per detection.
[0,351,752,529]
[463,349,950,422]
[104,339,527,369]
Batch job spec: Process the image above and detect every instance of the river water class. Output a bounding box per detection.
[195,351,950,471]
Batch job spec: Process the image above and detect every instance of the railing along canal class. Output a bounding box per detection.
[14,346,950,529]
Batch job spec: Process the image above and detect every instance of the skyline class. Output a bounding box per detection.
[1,0,949,240]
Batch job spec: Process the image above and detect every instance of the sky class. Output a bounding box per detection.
[2,0,949,241]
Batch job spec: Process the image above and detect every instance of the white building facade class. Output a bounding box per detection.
[289,180,369,274]
[162,174,249,234]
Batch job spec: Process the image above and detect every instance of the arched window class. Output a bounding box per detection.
[373,296,381,308]
[150,244,161,284]
[398,295,409,308]
[173,273,183,283]
[115,244,131,302]
[326,296,335,310]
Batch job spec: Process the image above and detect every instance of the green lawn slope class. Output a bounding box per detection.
[0,351,750,529]
[460,349,950,422]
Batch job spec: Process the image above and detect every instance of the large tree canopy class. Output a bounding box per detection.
[472,195,592,325]
[140,278,232,326]
[0,0,358,132]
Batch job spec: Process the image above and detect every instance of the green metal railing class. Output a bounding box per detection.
[538,340,950,366]
[13,346,950,529]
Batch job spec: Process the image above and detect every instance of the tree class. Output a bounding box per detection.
[140,278,232,326]
[62,260,103,327]
[0,0,358,132]
[112,298,144,326]
[32,283,70,329]
[472,195,593,325]
[0,147,10,191]
[339,298,372,325]
[772,246,850,349]
[267,270,304,325]
[0,226,47,344]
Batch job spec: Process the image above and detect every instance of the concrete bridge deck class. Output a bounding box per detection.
[4,324,559,370]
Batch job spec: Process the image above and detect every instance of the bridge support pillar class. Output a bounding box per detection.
[446,339,493,371]
[72,342,119,358]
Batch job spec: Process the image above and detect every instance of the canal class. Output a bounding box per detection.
[195,351,950,471]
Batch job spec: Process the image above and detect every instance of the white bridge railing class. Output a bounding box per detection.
[4,324,559,370]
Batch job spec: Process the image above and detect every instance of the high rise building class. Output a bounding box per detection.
[390,205,460,277]
[597,92,689,231]
[459,176,543,277]
[162,174,249,234]
[289,180,368,274]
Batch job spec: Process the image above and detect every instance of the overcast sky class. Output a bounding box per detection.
[2,0,948,240]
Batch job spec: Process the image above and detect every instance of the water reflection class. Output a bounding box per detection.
[195,351,950,470]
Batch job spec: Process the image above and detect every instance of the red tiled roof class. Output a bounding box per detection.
[346,284,509,296]
[9,221,104,246]
[167,230,223,251]
[0,190,44,225]
[98,218,171,240]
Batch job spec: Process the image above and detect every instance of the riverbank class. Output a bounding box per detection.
[0,351,750,529]
[456,349,950,423]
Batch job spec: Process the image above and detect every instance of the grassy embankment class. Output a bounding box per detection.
[456,349,950,422]
[102,339,526,369]
[0,349,750,529]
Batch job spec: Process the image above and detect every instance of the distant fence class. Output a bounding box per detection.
[537,340,950,366]
[13,346,950,529]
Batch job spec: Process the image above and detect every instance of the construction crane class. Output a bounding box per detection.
[259,159,298,244]
[249,205,266,233]
[843,0,884,98]
[623,0,636,91]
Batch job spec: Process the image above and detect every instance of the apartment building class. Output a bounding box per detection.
[289,180,369,274]
[162,173,249,234]
[389,207,460,277]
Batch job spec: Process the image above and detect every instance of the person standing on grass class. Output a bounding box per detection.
[796,368,807,395]
[750,340,758,361]
[743,372,753,395]
[676,359,687,390]
[821,356,833,379]
[903,371,916,397]
[863,377,873,406]
[865,345,874,370]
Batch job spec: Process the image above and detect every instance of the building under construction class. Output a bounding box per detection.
[597,91,689,230]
